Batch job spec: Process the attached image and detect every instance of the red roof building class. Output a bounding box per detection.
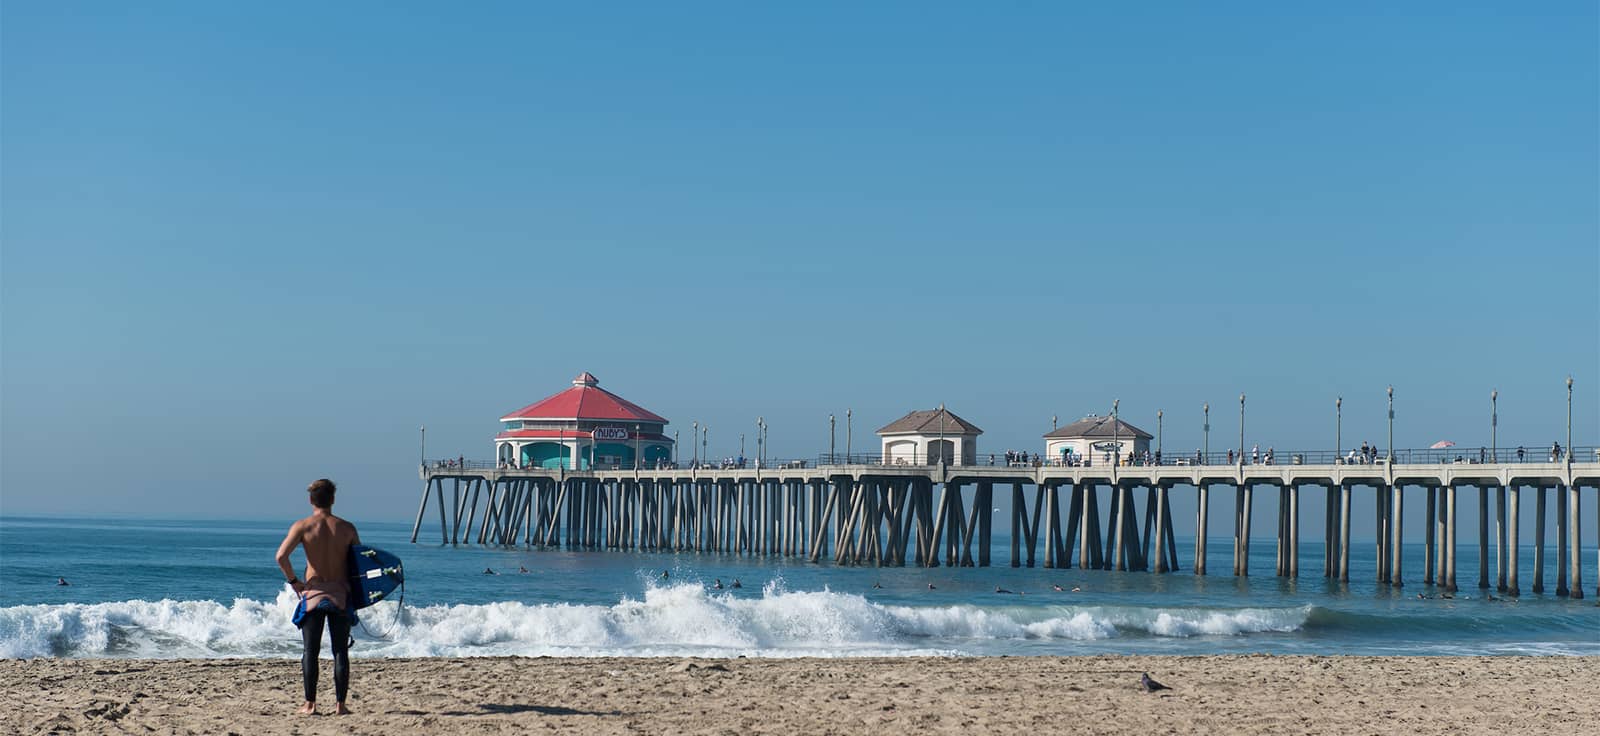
[495,372,674,469]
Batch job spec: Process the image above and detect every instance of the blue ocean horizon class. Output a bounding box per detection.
[3,515,1596,659]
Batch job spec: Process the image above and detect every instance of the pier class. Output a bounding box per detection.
[411,451,1600,597]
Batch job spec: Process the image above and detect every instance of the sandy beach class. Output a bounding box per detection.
[5,655,1596,735]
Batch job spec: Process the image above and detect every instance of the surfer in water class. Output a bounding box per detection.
[275,478,360,716]
[56,577,69,586]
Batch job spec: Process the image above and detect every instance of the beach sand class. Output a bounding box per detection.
[4,655,1595,735]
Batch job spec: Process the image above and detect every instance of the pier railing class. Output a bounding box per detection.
[430,445,1597,473]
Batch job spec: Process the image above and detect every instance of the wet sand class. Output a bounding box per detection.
[4,655,1595,735]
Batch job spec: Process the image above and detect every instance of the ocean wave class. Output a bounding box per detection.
[0,584,1314,660]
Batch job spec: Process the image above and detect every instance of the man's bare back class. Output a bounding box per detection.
[277,512,360,612]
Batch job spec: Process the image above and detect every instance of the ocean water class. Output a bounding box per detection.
[2,516,1596,659]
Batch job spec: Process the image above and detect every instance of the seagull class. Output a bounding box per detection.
[1141,673,1171,693]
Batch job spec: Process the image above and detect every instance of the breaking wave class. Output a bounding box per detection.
[1,582,1315,659]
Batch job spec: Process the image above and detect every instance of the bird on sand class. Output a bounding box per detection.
[1141,673,1171,692]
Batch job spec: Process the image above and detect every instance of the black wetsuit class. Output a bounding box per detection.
[300,607,351,704]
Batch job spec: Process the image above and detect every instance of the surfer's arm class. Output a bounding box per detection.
[274,522,304,591]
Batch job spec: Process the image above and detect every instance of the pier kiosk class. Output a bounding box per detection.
[877,407,982,465]
[495,372,673,470]
[1044,415,1153,466]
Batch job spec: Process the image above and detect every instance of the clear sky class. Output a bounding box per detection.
[3,2,1596,530]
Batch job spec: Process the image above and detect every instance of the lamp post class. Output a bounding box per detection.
[1336,397,1342,462]
[740,433,746,461]
[1387,385,1394,463]
[703,426,709,468]
[420,425,426,467]
[1238,393,1246,467]
[1566,376,1573,465]
[1113,399,1121,468]
[846,408,853,464]
[1203,403,1210,464]
[1490,390,1497,463]
[829,414,836,464]
[1157,410,1163,464]
[757,416,766,467]
[692,421,699,467]
[635,424,641,470]
[674,430,680,466]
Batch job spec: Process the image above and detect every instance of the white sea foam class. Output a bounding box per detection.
[0,584,1315,660]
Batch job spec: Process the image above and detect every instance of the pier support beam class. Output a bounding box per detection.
[1153,484,1169,573]
[1424,486,1436,585]
[1507,485,1520,596]
[1495,486,1507,592]
[1571,484,1585,600]
[1195,483,1209,575]
[1339,484,1352,583]
[1556,484,1569,596]
[1240,483,1253,577]
[1445,484,1459,593]
[1533,485,1546,593]
[1478,486,1490,589]
[1390,484,1403,587]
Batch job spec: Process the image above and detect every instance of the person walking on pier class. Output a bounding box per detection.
[275,479,361,717]
[1517,446,1525,462]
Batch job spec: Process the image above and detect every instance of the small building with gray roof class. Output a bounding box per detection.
[1043,415,1152,465]
[877,407,982,465]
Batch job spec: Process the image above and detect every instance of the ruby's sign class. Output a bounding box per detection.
[593,427,630,441]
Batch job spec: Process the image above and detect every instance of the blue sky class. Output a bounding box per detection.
[3,2,1596,528]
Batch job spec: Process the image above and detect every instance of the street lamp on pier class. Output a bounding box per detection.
[1566,376,1573,465]
[846,408,853,464]
[1157,410,1163,464]
[1387,386,1394,464]
[1336,397,1342,462]
[1238,394,1246,467]
[829,414,836,464]
[1112,399,1121,469]
[1490,390,1497,463]
[692,421,699,467]
[1203,403,1209,465]
[420,425,426,468]
[674,430,680,466]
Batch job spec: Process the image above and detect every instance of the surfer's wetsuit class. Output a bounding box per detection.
[299,601,351,704]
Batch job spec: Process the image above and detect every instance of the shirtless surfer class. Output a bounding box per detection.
[275,479,361,716]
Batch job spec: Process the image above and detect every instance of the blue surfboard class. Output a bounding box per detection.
[348,545,404,610]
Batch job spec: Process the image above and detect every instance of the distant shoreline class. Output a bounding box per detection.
[6,654,1596,735]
